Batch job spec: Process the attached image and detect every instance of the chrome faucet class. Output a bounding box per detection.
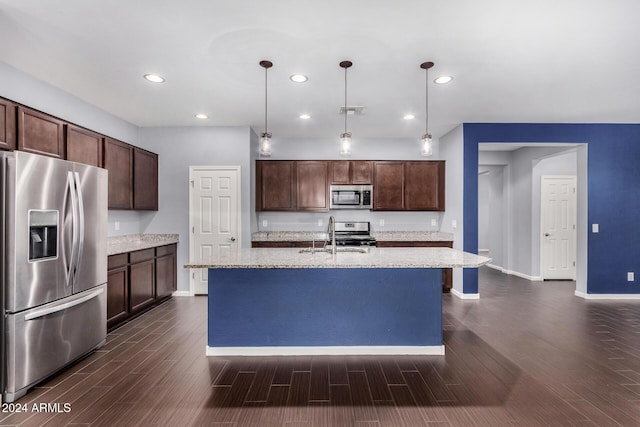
[328,215,336,255]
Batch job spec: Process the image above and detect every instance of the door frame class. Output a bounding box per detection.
[188,165,241,296]
[540,175,577,280]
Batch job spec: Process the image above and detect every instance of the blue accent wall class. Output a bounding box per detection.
[208,268,443,347]
[463,123,640,294]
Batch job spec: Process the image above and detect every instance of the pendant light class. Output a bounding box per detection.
[259,60,273,157]
[339,60,353,156]
[420,61,434,157]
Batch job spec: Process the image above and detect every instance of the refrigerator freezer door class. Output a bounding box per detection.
[4,284,107,402]
[71,162,107,293]
[5,152,75,312]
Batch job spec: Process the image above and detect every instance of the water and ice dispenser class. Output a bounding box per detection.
[28,210,58,261]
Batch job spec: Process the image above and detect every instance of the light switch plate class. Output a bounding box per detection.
[452,219,457,229]
[628,272,635,282]
[379,219,385,227]
[262,219,268,227]
[592,223,599,233]
[115,221,120,231]
[318,219,323,227]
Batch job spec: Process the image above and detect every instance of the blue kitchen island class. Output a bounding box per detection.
[186,247,489,356]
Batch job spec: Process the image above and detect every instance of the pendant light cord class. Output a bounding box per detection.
[425,66,429,135]
[344,65,348,134]
[264,66,268,135]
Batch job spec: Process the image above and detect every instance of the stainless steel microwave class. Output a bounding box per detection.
[330,185,373,209]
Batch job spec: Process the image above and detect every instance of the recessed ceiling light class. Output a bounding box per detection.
[144,74,165,83]
[299,114,311,120]
[290,74,308,83]
[403,114,415,120]
[195,113,208,119]
[434,75,453,84]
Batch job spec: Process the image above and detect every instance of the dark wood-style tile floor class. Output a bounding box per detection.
[3,267,640,426]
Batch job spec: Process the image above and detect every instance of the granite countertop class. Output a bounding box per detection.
[184,247,489,269]
[108,234,179,256]
[252,231,453,242]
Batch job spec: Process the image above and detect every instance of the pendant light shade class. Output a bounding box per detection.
[259,60,273,157]
[339,61,353,156]
[420,61,434,157]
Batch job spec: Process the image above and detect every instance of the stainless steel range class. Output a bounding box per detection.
[333,221,377,246]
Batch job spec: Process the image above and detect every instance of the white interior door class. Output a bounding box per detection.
[189,166,241,295]
[541,175,576,280]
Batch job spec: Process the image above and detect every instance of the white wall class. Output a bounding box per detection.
[257,136,443,232]
[439,125,465,293]
[137,126,254,292]
[0,62,138,143]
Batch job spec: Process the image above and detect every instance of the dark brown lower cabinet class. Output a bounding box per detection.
[107,243,177,330]
[106,254,129,330]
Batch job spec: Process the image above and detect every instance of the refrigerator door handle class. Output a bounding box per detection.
[72,172,85,286]
[66,171,79,287]
[24,287,104,321]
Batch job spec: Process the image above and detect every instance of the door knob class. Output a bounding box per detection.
[544,233,551,237]
[230,237,236,242]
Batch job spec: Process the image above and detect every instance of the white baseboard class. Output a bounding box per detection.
[206,345,445,356]
[171,291,192,297]
[575,291,640,300]
[451,288,480,300]
[487,264,543,282]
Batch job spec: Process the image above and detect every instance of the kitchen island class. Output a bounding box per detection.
[186,247,489,356]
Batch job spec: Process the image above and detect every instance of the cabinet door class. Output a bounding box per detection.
[66,124,103,167]
[373,162,404,210]
[296,161,329,211]
[17,106,65,158]
[133,148,158,210]
[0,98,17,151]
[256,161,296,211]
[104,138,133,209]
[107,265,129,329]
[351,161,373,184]
[129,259,155,313]
[330,161,351,184]
[405,161,445,211]
[155,248,176,299]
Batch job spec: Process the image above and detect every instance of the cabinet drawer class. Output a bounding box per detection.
[108,253,128,269]
[129,248,155,264]
[156,244,176,257]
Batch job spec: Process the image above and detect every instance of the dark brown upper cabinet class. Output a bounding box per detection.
[0,98,17,151]
[296,161,329,211]
[133,147,158,210]
[404,161,445,211]
[330,160,372,184]
[104,137,133,209]
[65,124,103,167]
[256,160,296,211]
[17,106,65,159]
[373,161,405,210]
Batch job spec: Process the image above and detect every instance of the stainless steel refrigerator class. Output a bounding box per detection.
[1,151,108,402]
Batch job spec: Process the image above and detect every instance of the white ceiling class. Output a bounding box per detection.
[1,0,638,139]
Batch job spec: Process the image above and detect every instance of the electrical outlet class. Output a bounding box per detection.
[592,223,599,233]
[379,219,385,227]
[115,221,120,231]
[262,219,268,227]
[431,219,437,226]
[628,272,635,282]
[451,219,457,229]
[318,219,323,227]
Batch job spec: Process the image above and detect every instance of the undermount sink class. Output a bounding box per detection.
[299,246,370,254]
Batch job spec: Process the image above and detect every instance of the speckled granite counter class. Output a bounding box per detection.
[108,234,179,256]
[251,230,453,242]
[185,247,488,269]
